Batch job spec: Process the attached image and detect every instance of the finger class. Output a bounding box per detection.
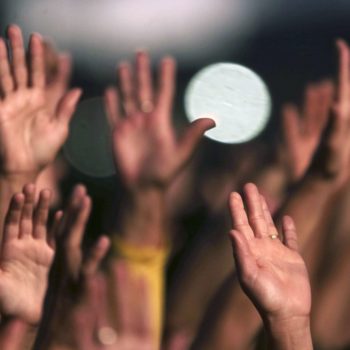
[0,38,14,95]
[6,24,28,89]
[51,53,72,88]
[243,183,268,238]
[104,86,121,128]
[229,192,254,240]
[57,185,86,239]
[136,51,154,112]
[19,184,36,238]
[33,189,52,239]
[282,215,299,252]
[177,117,215,168]
[303,85,319,133]
[335,39,350,116]
[282,104,300,148]
[118,62,137,115]
[156,56,176,118]
[260,195,279,237]
[65,195,91,249]
[55,88,82,124]
[3,193,25,242]
[82,236,111,276]
[317,80,335,126]
[48,210,63,249]
[57,184,86,242]
[29,33,45,88]
[229,229,257,285]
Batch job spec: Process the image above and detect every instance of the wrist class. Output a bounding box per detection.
[264,315,312,350]
[117,187,167,247]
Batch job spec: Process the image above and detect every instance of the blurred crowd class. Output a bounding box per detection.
[0,23,348,350]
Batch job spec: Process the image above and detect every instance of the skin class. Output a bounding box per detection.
[0,25,80,243]
[0,185,54,325]
[34,185,110,350]
[191,39,350,350]
[282,81,334,182]
[70,263,153,350]
[229,183,312,350]
[0,184,55,350]
[104,51,215,247]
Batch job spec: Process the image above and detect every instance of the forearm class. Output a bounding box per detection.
[191,277,261,350]
[275,174,340,249]
[265,316,313,350]
[116,186,167,247]
[0,318,37,350]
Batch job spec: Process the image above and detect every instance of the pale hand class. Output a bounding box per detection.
[229,183,311,320]
[282,81,334,181]
[105,51,214,189]
[0,25,81,176]
[0,185,54,324]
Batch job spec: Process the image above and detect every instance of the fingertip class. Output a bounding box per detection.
[96,235,111,252]
[243,182,257,194]
[72,88,83,100]
[196,117,216,129]
[6,24,21,37]
[73,183,87,196]
[161,55,176,66]
[118,61,131,72]
[58,53,72,64]
[136,49,149,60]
[40,188,52,201]
[55,210,64,220]
[81,195,92,211]
[23,183,36,196]
[336,38,347,49]
[229,191,241,205]
[13,192,25,205]
[30,32,43,42]
[282,215,295,229]
[228,229,237,240]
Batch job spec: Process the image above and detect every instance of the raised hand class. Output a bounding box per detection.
[309,40,350,187]
[282,81,334,181]
[104,51,215,189]
[229,183,311,321]
[35,185,110,349]
[0,184,54,324]
[47,184,110,290]
[0,25,81,177]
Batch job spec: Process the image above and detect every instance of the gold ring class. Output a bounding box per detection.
[96,326,117,346]
[269,234,278,240]
[140,100,153,113]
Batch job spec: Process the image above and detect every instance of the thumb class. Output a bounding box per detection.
[177,117,215,165]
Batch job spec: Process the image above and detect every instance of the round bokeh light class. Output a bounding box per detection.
[64,97,115,178]
[185,63,271,144]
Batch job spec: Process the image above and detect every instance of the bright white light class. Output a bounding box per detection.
[3,0,258,74]
[185,63,271,144]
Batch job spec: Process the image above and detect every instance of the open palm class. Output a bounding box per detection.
[229,183,311,320]
[0,184,54,324]
[105,51,214,188]
[0,25,81,175]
